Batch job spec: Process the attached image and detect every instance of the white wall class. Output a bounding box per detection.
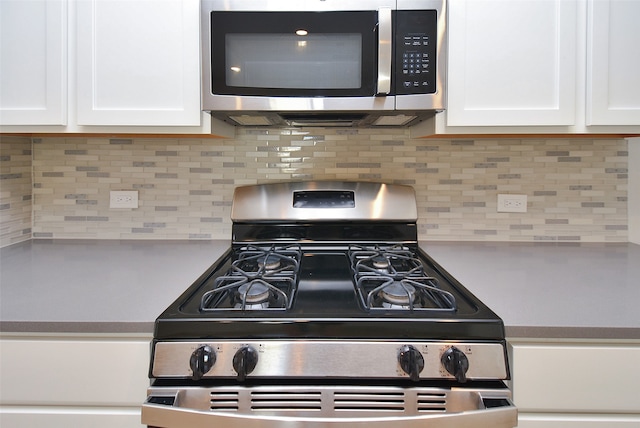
[629,137,640,244]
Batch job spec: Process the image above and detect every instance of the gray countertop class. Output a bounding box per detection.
[1,240,639,340]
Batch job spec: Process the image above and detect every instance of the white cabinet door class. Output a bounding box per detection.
[75,0,201,126]
[587,0,640,125]
[0,337,150,406]
[0,335,150,428]
[518,414,640,428]
[0,0,67,125]
[0,409,143,428]
[446,0,579,127]
[510,343,640,413]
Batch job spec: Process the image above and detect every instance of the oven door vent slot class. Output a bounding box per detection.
[334,391,406,412]
[250,391,322,411]
[210,392,239,411]
[417,392,447,412]
[208,387,458,415]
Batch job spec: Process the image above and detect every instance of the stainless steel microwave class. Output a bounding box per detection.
[201,0,447,127]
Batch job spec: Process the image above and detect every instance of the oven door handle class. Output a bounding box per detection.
[376,7,392,95]
[142,398,517,428]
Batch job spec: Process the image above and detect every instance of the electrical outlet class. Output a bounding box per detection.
[110,190,138,209]
[497,194,527,213]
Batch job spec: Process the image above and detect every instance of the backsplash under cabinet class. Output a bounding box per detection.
[0,128,629,247]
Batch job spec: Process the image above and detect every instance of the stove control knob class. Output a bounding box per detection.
[441,346,469,383]
[398,345,424,382]
[233,346,258,381]
[189,345,216,381]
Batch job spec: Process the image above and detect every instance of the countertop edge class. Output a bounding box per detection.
[0,321,155,335]
[2,321,639,341]
[505,326,640,341]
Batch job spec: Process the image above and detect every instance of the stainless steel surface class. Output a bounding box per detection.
[142,385,517,428]
[143,179,516,427]
[200,0,447,127]
[152,340,509,380]
[202,95,397,114]
[230,181,418,222]
[377,8,392,95]
[202,0,396,12]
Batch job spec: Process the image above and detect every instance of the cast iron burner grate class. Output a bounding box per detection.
[200,244,301,311]
[349,244,457,312]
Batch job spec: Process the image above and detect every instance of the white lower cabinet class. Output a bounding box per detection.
[0,408,142,428]
[3,335,640,428]
[509,339,640,428]
[0,334,151,428]
[517,414,640,428]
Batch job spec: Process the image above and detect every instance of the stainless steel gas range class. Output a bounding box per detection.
[141,181,517,428]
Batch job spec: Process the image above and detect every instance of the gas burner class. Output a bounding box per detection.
[357,276,457,311]
[258,254,282,271]
[235,245,300,276]
[199,244,301,311]
[349,245,457,312]
[237,281,270,304]
[371,255,390,270]
[349,244,425,277]
[379,281,415,306]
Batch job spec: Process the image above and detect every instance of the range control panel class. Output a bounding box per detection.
[152,340,509,382]
[394,10,438,95]
[293,190,356,209]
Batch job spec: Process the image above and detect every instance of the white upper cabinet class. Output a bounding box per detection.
[587,0,640,126]
[0,0,232,135]
[446,0,579,127]
[412,0,640,136]
[75,0,200,126]
[0,0,67,125]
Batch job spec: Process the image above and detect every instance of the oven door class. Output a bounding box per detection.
[142,384,517,428]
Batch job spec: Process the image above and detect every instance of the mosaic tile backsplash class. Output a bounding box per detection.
[0,136,32,246]
[0,128,629,247]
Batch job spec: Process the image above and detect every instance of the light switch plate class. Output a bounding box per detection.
[110,190,138,209]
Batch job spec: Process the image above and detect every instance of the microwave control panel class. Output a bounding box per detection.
[394,10,438,95]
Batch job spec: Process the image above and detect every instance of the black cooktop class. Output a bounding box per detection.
[154,243,506,342]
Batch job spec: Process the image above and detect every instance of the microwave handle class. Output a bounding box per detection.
[377,7,392,95]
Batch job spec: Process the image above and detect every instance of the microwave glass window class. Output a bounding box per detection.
[209,11,377,97]
[225,34,362,90]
